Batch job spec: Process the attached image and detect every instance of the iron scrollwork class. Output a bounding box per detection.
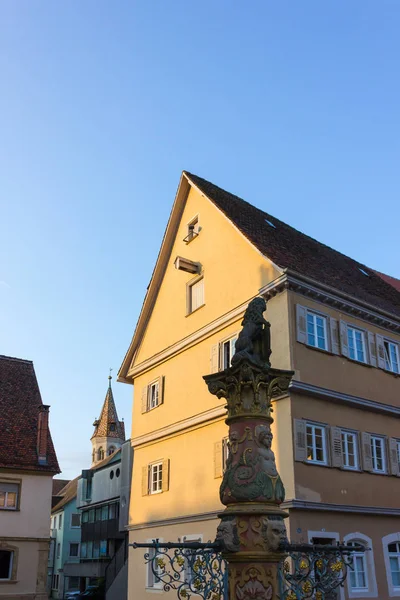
[132,540,227,600]
[278,542,366,600]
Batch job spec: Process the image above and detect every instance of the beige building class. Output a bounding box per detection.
[0,355,60,600]
[119,172,400,600]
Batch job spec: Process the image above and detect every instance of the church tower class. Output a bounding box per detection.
[91,374,125,466]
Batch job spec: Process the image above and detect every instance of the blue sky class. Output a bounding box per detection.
[1,1,399,479]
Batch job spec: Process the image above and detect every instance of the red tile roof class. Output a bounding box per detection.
[374,270,400,294]
[0,355,60,473]
[185,173,400,317]
[51,477,79,513]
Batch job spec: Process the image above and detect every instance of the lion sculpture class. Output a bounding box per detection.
[231,297,271,367]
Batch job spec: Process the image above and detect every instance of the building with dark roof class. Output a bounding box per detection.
[119,171,400,600]
[0,354,60,599]
[91,376,125,467]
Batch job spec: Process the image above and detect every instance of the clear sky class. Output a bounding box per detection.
[1,1,399,480]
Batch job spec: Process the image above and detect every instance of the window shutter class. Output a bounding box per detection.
[329,319,340,355]
[210,344,219,373]
[214,441,223,478]
[330,427,343,468]
[389,438,399,476]
[294,419,307,462]
[376,334,386,369]
[368,332,377,367]
[142,466,149,496]
[296,305,307,344]
[340,321,349,357]
[158,376,165,405]
[162,459,170,492]
[361,432,373,472]
[141,387,148,414]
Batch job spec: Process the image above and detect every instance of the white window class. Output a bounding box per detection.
[306,311,328,350]
[384,340,400,374]
[185,216,199,243]
[222,438,229,472]
[389,542,400,590]
[342,431,359,470]
[148,380,160,410]
[0,482,19,511]
[306,423,327,465]
[371,436,386,473]
[220,336,237,370]
[347,326,366,363]
[348,542,368,592]
[188,277,204,313]
[146,540,163,589]
[181,535,203,584]
[69,543,79,558]
[70,513,81,528]
[149,462,163,494]
[0,550,13,580]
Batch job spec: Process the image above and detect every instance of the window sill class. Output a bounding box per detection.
[186,304,205,317]
[0,580,18,585]
[149,490,163,496]
[0,508,19,512]
[306,342,331,355]
[348,356,370,367]
[146,586,164,593]
[305,460,328,467]
[371,470,387,476]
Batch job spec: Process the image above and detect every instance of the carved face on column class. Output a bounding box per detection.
[215,517,240,552]
[261,517,287,551]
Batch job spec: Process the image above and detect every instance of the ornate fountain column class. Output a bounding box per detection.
[204,297,293,600]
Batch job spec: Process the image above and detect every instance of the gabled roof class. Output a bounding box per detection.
[374,270,400,294]
[185,172,400,317]
[51,476,79,513]
[91,377,125,441]
[91,447,121,472]
[118,172,400,381]
[0,355,60,473]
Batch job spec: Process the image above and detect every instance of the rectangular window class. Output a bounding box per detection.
[93,541,100,559]
[341,431,359,470]
[101,505,109,521]
[100,540,108,557]
[347,326,366,363]
[71,513,81,528]
[188,277,204,313]
[82,511,89,524]
[88,509,95,523]
[220,336,237,370]
[389,543,400,589]
[147,546,163,588]
[58,514,62,529]
[371,435,386,473]
[384,340,400,374]
[150,462,163,494]
[87,541,93,559]
[222,438,229,472]
[185,216,199,242]
[95,508,102,522]
[109,503,116,519]
[148,381,160,410]
[56,543,61,559]
[0,550,13,580]
[306,423,327,464]
[0,482,19,511]
[306,312,328,350]
[349,548,368,591]
[69,543,79,558]
[52,574,59,590]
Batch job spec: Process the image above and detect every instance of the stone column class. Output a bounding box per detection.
[204,298,293,600]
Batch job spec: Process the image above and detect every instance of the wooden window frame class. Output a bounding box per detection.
[149,461,163,495]
[383,534,400,597]
[306,311,328,351]
[186,275,205,315]
[341,430,359,471]
[347,325,367,364]
[0,479,20,511]
[148,379,160,411]
[370,435,386,474]
[219,334,238,371]
[383,339,400,374]
[344,533,377,599]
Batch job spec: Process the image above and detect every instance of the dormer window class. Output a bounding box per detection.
[183,216,199,243]
[109,423,116,432]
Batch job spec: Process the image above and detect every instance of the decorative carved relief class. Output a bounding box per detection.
[231,564,274,600]
[215,516,240,552]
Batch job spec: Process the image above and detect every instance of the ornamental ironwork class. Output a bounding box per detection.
[132,540,227,600]
[278,542,365,600]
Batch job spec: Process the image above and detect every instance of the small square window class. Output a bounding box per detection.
[188,277,204,314]
[69,543,79,558]
[0,483,19,511]
[149,462,163,494]
[347,326,366,363]
[371,435,386,473]
[384,340,400,374]
[306,423,327,464]
[71,513,81,528]
[306,312,328,350]
[184,216,199,243]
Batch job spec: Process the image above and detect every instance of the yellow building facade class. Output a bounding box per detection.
[119,172,400,600]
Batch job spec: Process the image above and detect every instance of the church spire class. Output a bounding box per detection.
[91,372,125,466]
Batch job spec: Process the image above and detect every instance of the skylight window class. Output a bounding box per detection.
[359,268,369,277]
[265,219,276,229]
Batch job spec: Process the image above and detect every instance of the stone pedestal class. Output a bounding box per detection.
[205,356,293,600]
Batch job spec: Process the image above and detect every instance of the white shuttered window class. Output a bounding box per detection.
[341,431,359,470]
[371,436,386,473]
[188,278,204,313]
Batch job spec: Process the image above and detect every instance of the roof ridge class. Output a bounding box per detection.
[0,355,33,364]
